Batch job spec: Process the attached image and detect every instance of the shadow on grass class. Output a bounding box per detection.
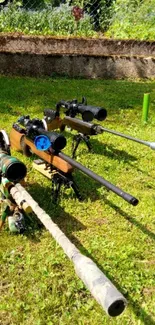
[63,129,138,162]
[25,183,155,324]
[24,182,87,237]
[22,177,155,242]
[65,134,155,182]
[25,152,129,204]
[88,138,137,162]
[102,197,155,241]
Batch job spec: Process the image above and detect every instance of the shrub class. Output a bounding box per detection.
[106,0,155,40]
[64,0,115,31]
[0,2,95,36]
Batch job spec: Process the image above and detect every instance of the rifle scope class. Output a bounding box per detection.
[18,116,66,151]
[0,150,27,182]
[77,104,107,122]
[56,99,107,122]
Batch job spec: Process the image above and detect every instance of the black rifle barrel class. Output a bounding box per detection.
[58,151,138,206]
[101,127,155,149]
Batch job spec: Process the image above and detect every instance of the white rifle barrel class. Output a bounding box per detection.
[10,183,127,317]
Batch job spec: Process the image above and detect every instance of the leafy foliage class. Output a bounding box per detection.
[106,0,155,40]
[0,0,155,39]
[0,2,95,36]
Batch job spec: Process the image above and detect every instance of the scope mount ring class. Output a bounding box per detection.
[0,130,10,154]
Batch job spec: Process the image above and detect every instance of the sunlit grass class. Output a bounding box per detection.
[0,75,155,325]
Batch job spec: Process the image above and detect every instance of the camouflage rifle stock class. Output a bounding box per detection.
[0,130,31,232]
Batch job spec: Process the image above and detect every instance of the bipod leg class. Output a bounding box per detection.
[72,134,82,158]
[83,135,92,152]
[51,175,62,203]
[68,174,83,201]
[51,171,83,202]
[72,134,92,158]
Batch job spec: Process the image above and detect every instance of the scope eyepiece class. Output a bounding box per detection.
[18,116,45,131]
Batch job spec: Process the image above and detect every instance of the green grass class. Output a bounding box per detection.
[0,75,155,325]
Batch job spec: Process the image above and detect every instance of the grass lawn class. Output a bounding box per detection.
[0,75,155,325]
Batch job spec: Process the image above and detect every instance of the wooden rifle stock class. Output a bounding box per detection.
[44,113,102,135]
[10,128,73,174]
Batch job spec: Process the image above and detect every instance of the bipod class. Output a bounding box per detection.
[72,133,92,158]
[32,160,82,203]
[51,170,82,202]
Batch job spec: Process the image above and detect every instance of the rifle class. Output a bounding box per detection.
[8,116,138,206]
[0,130,128,317]
[43,109,155,158]
[0,131,31,232]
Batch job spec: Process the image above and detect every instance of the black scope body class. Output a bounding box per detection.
[18,115,45,132]
[36,129,66,151]
[77,104,107,122]
[56,99,107,122]
[18,115,66,151]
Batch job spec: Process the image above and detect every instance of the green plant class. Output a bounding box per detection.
[0,2,95,36]
[106,0,155,40]
[68,0,115,31]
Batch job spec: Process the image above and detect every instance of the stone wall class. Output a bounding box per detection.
[0,34,154,79]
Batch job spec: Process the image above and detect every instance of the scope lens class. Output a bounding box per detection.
[52,135,67,151]
[82,111,94,122]
[96,108,107,121]
[5,161,27,182]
